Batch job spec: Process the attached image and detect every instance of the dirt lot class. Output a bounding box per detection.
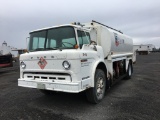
[0,53,160,120]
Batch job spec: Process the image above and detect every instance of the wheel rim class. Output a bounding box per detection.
[96,77,105,100]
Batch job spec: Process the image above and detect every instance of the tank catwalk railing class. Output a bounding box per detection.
[92,20,123,34]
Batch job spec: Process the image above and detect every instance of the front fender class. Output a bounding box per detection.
[90,60,106,87]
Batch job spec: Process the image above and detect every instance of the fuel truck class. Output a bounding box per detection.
[18,20,135,103]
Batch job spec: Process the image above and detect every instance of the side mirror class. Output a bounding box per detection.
[90,40,97,51]
[90,40,97,45]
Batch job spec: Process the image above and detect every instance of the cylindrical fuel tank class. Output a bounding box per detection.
[93,26,133,58]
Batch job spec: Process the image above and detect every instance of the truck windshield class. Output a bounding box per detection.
[28,26,77,52]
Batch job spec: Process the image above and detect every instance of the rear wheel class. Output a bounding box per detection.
[86,69,106,104]
[125,63,132,79]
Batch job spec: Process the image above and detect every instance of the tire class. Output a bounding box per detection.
[39,89,52,95]
[125,63,132,79]
[86,69,106,104]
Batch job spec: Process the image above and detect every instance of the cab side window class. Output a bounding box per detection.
[77,30,90,48]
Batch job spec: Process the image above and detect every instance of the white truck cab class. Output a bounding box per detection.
[18,20,135,103]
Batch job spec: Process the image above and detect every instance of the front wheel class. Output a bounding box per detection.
[86,69,106,104]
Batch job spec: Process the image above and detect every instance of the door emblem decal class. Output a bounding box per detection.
[38,57,47,69]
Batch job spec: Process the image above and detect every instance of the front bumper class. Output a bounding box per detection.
[18,79,82,93]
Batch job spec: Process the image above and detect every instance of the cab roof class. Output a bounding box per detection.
[30,24,90,33]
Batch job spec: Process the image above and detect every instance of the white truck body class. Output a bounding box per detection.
[18,20,134,103]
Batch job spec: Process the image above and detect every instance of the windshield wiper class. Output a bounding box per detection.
[30,48,44,52]
[30,47,62,52]
[45,47,62,51]
[45,48,57,50]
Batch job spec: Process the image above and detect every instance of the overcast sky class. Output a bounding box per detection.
[0,0,160,49]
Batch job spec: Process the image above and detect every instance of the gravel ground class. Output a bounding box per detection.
[0,53,160,120]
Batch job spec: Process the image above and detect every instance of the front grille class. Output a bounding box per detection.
[23,72,71,82]
[24,72,69,76]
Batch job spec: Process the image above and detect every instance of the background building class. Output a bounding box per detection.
[133,44,155,55]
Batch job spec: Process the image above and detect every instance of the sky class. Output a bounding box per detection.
[0,0,160,49]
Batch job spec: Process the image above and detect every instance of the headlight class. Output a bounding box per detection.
[20,61,26,69]
[62,61,71,70]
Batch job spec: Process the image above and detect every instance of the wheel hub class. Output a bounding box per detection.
[96,77,104,98]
